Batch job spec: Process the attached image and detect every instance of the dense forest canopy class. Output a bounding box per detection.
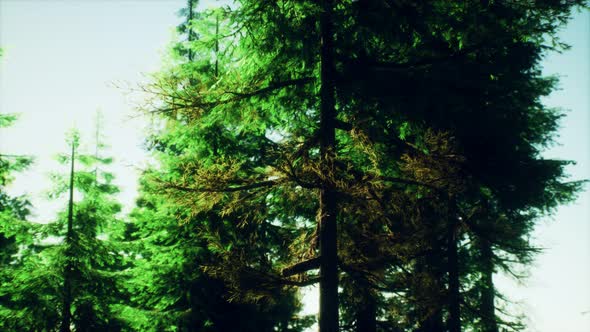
[0,1,589,331]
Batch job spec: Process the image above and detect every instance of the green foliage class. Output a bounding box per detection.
[0,114,33,187]
[2,1,587,331]
[121,3,314,331]
[0,113,36,331]
[137,1,586,331]
[1,127,126,331]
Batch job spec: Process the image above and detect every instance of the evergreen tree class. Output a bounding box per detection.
[175,0,199,62]
[403,3,585,330]
[0,113,35,329]
[124,165,312,331]
[0,114,32,264]
[140,1,587,331]
[1,128,126,331]
[125,4,312,331]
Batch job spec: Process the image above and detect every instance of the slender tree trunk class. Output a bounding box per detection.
[184,0,196,113]
[417,311,444,332]
[447,212,461,332]
[187,0,195,62]
[355,287,377,332]
[215,12,219,77]
[479,239,498,332]
[60,141,76,332]
[318,0,338,331]
[419,311,444,332]
[415,254,444,332]
[354,233,380,332]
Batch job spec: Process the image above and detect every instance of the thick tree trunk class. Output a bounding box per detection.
[479,239,498,332]
[60,142,75,332]
[447,216,461,332]
[318,0,338,331]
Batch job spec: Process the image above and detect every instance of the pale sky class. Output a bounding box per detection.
[0,1,588,331]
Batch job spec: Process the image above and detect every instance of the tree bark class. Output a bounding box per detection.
[318,0,338,331]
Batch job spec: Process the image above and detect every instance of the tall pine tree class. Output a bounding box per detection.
[140,1,587,331]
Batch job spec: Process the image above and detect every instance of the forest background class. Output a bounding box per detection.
[0,1,589,331]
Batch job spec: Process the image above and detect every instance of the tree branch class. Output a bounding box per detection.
[279,276,321,287]
[164,179,280,193]
[282,257,321,277]
[223,77,314,98]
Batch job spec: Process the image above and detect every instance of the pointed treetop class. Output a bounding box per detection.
[66,129,80,150]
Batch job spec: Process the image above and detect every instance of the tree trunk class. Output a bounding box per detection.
[355,287,377,332]
[417,311,444,332]
[60,141,75,332]
[479,239,498,332]
[447,214,461,332]
[318,0,338,331]
[353,232,380,332]
[187,0,195,62]
[415,254,444,332]
[215,12,219,77]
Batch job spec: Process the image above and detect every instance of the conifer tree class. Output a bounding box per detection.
[0,113,35,329]
[140,1,587,331]
[0,113,32,263]
[360,3,585,331]
[125,4,312,331]
[1,127,126,331]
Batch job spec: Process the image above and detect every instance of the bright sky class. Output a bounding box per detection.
[495,9,590,332]
[0,1,588,331]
